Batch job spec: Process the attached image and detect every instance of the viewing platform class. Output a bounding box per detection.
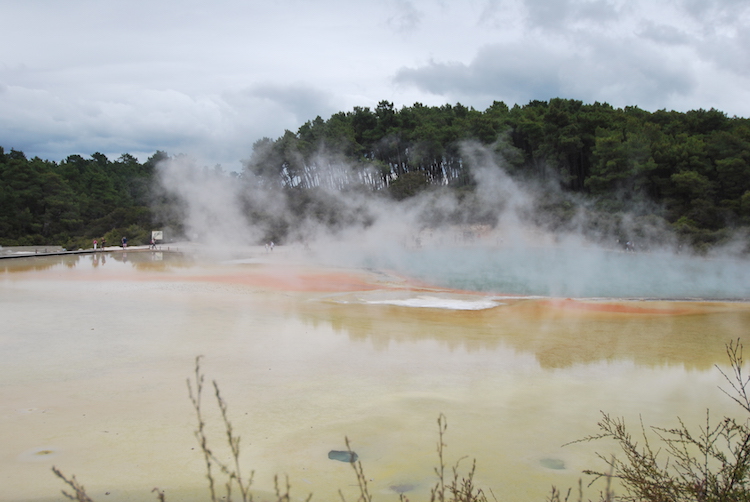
[0,245,180,260]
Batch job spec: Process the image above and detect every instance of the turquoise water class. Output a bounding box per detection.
[366,246,750,299]
[6,245,746,299]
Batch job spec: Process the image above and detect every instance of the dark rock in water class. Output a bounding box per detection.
[390,484,416,494]
[328,450,358,463]
[540,458,566,470]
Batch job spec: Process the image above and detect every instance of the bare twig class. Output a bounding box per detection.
[574,339,750,502]
[344,436,372,502]
[431,413,448,502]
[187,355,219,502]
[51,466,94,502]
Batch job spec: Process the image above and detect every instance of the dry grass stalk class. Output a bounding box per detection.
[51,467,94,502]
[339,436,373,502]
[431,414,448,502]
[188,355,256,502]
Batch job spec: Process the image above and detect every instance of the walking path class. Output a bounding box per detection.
[0,245,179,260]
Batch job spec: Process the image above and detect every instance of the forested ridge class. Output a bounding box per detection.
[0,149,170,249]
[2,98,750,251]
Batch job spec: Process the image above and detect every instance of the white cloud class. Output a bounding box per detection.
[0,0,748,167]
[387,0,425,32]
[241,84,337,126]
[394,0,750,112]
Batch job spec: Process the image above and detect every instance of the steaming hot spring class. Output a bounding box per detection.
[2,240,750,502]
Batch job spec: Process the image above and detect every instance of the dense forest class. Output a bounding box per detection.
[2,98,750,252]
[0,149,169,249]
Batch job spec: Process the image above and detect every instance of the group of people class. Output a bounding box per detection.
[93,237,128,248]
[92,236,159,250]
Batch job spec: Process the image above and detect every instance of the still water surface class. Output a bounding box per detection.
[1,251,749,502]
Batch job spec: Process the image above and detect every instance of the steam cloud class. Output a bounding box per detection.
[155,144,750,300]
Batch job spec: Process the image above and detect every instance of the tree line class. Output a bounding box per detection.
[0,149,170,248]
[244,99,750,250]
[2,98,749,251]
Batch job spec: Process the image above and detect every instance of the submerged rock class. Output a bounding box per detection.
[390,484,416,494]
[539,458,566,470]
[328,450,358,463]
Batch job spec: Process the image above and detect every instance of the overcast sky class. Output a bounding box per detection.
[1,0,748,171]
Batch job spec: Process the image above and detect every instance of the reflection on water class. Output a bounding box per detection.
[0,250,190,274]
[302,295,750,370]
[1,254,749,502]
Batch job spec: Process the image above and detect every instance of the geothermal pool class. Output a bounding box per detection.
[2,249,750,502]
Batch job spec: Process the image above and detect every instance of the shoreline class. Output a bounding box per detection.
[2,245,749,303]
[0,245,185,260]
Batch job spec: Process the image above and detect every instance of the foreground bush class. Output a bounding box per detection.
[573,339,750,502]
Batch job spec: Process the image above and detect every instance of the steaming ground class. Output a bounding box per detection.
[155,145,750,301]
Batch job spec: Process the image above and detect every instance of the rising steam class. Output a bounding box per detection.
[155,144,750,299]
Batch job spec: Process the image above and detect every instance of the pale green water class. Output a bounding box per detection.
[1,252,749,502]
[361,246,750,299]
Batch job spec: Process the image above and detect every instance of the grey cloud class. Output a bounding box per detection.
[681,0,750,24]
[574,0,619,23]
[394,43,566,105]
[0,69,340,167]
[394,34,697,109]
[692,17,750,77]
[0,82,250,167]
[696,32,750,77]
[2,0,749,169]
[639,22,692,45]
[387,0,424,32]
[477,0,510,27]
[523,0,572,29]
[635,1,750,77]
[522,0,619,30]
[243,83,337,125]
[571,34,697,106]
